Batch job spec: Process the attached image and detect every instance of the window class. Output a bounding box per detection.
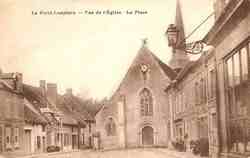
[140,88,153,116]
[42,125,46,132]
[241,47,248,81]
[200,79,205,104]
[203,78,207,103]
[105,118,116,136]
[225,40,250,153]
[5,127,11,149]
[195,82,199,105]
[82,134,85,145]
[233,53,240,85]
[64,133,69,146]
[176,92,181,114]
[14,127,19,148]
[211,113,217,145]
[37,136,41,149]
[198,77,208,104]
[209,69,216,99]
[178,93,181,113]
[184,89,188,110]
[198,117,208,139]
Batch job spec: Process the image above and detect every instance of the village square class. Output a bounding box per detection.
[0,0,250,158]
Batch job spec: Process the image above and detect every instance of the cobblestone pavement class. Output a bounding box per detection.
[8,148,204,158]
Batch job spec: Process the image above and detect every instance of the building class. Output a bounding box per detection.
[23,81,82,152]
[23,82,62,151]
[58,88,95,149]
[165,48,219,157]
[95,39,180,149]
[0,73,24,154]
[23,98,48,154]
[23,81,95,152]
[0,73,25,154]
[203,0,250,157]
[0,73,24,153]
[162,1,219,158]
[94,0,194,150]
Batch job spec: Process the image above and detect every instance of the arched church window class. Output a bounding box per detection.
[105,117,116,136]
[140,88,153,116]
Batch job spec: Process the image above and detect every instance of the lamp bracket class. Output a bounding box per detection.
[182,40,206,54]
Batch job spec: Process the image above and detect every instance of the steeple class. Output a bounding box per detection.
[168,0,190,73]
[175,0,185,49]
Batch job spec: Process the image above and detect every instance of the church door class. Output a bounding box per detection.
[142,126,154,146]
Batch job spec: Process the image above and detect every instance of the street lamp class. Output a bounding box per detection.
[166,23,206,54]
[166,24,179,48]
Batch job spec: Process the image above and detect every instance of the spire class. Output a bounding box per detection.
[175,0,185,48]
[168,0,190,73]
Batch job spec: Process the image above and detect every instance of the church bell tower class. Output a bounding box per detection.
[168,0,190,73]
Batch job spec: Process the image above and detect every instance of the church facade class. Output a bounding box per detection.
[95,45,177,149]
[95,0,190,150]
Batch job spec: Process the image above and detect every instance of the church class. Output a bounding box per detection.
[95,0,190,149]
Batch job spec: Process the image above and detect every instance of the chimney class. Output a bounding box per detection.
[15,73,23,93]
[66,88,73,96]
[10,73,23,93]
[46,83,58,105]
[40,80,46,92]
[39,80,47,107]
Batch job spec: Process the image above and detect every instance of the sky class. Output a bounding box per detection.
[0,0,214,100]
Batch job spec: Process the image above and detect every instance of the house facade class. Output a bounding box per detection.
[23,81,91,152]
[58,88,95,149]
[164,0,250,158]
[23,98,48,154]
[166,49,219,158]
[0,73,24,154]
[204,0,250,157]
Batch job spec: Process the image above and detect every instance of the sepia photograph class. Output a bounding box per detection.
[0,0,250,158]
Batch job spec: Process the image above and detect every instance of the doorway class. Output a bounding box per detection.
[72,135,77,149]
[24,130,31,153]
[142,126,154,146]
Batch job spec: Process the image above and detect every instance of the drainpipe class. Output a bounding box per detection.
[214,54,221,156]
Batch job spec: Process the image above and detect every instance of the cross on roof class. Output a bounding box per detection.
[141,38,148,47]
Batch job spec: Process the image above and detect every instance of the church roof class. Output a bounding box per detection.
[150,52,177,80]
[108,45,176,102]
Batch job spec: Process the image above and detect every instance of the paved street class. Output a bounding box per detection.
[10,148,203,158]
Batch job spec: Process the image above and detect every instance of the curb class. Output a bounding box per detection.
[16,150,81,158]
